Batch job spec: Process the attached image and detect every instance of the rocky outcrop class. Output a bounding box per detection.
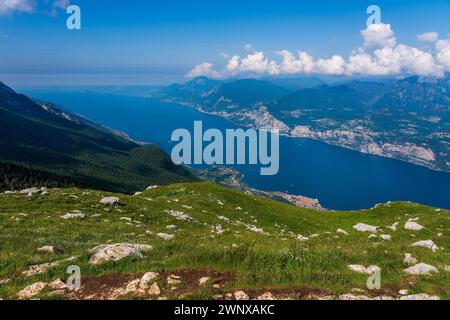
[353,223,379,233]
[100,197,120,206]
[89,243,152,265]
[348,265,380,274]
[411,240,439,252]
[234,291,250,300]
[405,221,425,231]
[403,253,418,266]
[17,282,47,299]
[404,263,438,275]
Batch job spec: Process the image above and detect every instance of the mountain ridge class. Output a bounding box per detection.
[153,76,450,172]
[0,81,196,193]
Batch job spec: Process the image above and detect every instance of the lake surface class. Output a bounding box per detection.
[21,87,450,210]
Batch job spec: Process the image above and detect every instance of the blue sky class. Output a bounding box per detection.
[0,0,449,85]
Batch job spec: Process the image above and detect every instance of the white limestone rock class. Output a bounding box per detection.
[404,263,438,275]
[17,282,47,299]
[61,213,85,220]
[100,197,120,206]
[89,243,152,265]
[403,253,418,266]
[198,277,211,286]
[19,188,40,196]
[234,291,250,300]
[411,240,439,252]
[348,265,380,274]
[337,229,348,235]
[399,294,440,300]
[405,222,425,231]
[157,233,175,240]
[353,223,379,233]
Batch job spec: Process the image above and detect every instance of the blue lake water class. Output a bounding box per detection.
[21,87,450,210]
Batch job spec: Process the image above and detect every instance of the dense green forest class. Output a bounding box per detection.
[0,162,78,191]
[0,81,196,193]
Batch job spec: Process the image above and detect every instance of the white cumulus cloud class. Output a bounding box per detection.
[188,23,448,79]
[435,37,450,71]
[417,32,439,43]
[187,62,221,78]
[0,0,34,15]
[0,0,69,15]
[361,23,396,48]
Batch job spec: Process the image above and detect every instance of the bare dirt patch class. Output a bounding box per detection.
[70,269,236,300]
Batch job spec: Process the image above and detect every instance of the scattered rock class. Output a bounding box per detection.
[140,272,159,288]
[167,275,182,286]
[212,225,224,235]
[373,296,395,300]
[37,246,62,254]
[22,256,77,277]
[399,289,409,296]
[89,243,152,265]
[297,235,309,241]
[19,188,40,196]
[387,222,399,231]
[379,234,391,241]
[348,265,380,274]
[336,229,348,235]
[225,293,233,300]
[445,266,450,272]
[133,192,142,196]
[411,240,439,252]
[48,279,67,290]
[166,225,178,230]
[61,213,85,220]
[257,292,275,300]
[405,222,425,231]
[353,223,379,233]
[100,197,120,206]
[164,210,195,222]
[399,294,440,300]
[339,294,371,300]
[146,186,158,191]
[198,277,211,286]
[157,233,175,240]
[234,291,250,300]
[404,253,418,266]
[148,282,161,296]
[22,262,58,277]
[404,263,438,275]
[110,279,141,298]
[110,273,159,299]
[17,282,47,299]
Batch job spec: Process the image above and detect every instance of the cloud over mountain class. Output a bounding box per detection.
[188,23,450,79]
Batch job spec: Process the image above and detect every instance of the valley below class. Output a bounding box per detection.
[19,87,450,211]
[153,76,450,173]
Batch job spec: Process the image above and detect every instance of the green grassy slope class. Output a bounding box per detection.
[0,182,448,300]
